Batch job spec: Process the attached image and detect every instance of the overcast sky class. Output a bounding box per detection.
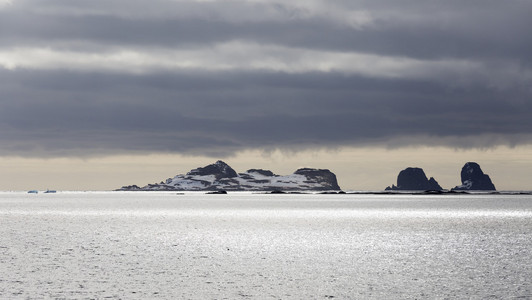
[1,0,532,190]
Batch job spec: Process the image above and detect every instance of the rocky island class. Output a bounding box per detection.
[385,167,443,191]
[383,162,497,193]
[452,162,496,191]
[118,160,341,192]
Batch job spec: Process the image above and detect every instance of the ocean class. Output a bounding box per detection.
[1,192,531,299]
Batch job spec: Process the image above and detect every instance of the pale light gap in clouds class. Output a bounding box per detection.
[0,42,486,81]
[2,146,532,191]
[3,42,530,90]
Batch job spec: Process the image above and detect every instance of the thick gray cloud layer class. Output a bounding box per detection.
[1,0,532,157]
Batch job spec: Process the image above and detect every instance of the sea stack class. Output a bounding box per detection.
[452,162,496,191]
[385,167,443,191]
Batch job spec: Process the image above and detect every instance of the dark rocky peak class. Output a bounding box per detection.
[452,162,496,191]
[386,167,443,191]
[186,160,238,179]
[427,177,440,189]
[294,168,341,190]
[246,169,276,177]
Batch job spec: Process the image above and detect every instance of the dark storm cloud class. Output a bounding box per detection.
[1,0,532,157]
[2,0,531,61]
[2,69,531,156]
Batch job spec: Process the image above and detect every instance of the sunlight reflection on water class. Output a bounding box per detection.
[1,192,531,299]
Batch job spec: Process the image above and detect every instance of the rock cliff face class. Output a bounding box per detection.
[452,162,496,191]
[385,167,443,191]
[294,168,341,191]
[118,160,341,191]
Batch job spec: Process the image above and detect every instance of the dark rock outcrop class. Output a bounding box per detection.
[246,169,276,177]
[118,185,141,191]
[186,160,238,179]
[385,167,443,191]
[452,162,496,191]
[206,190,228,194]
[270,190,286,194]
[294,168,341,191]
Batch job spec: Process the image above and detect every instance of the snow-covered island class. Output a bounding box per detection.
[117,160,341,192]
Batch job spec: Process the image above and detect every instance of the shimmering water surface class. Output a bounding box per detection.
[1,192,532,299]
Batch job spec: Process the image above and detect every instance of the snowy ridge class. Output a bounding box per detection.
[118,161,340,191]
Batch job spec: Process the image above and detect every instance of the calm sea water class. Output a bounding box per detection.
[1,192,531,299]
